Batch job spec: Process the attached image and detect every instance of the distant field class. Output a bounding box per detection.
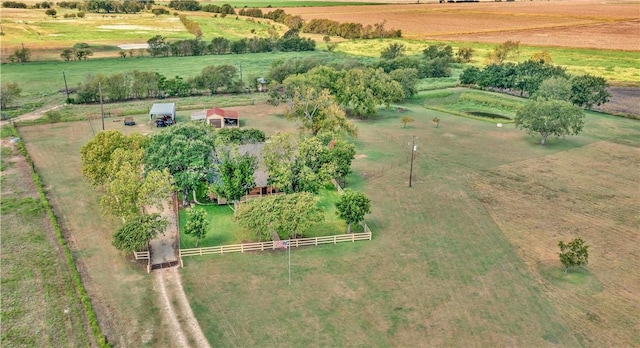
[285,0,640,51]
[0,9,283,61]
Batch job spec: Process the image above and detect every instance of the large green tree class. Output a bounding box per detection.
[335,67,404,117]
[101,157,174,222]
[534,76,572,102]
[195,65,238,94]
[285,87,357,137]
[335,189,371,234]
[144,122,216,206]
[185,207,209,247]
[569,74,610,109]
[80,130,147,187]
[515,99,585,145]
[263,133,337,194]
[112,213,168,252]
[237,192,324,240]
[209,149,257,217]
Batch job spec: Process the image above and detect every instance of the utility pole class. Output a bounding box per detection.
[99,82,105,131]
[409,136,417,187]
[62,71,70,101]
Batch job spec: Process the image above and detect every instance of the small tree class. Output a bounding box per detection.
[1,82,21,109]
[185,207,208,247]
[456,46,474,63]
[335,189,371,234]
[432,116,440,128]
[45,8,56,16]
[46,110,62,126]
[380,42,405,60]
[558,238,589,275]
[515,99,585,145]
[112,213,168,252]
[401,115,414,128]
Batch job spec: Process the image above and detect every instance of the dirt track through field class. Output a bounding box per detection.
[155,268,211,348]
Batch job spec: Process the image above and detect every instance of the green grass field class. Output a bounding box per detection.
[0,136,90,347]
[336,39,640,86]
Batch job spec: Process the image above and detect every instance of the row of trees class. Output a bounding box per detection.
[145,31,315,58]
[303,18,401,39]
[460,60,610,109]
[71,63,247,103]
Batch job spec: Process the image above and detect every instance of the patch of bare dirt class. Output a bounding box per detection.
[594,86,640,118]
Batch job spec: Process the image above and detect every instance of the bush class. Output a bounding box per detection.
[45,8,56,16]
[77,11,85,17]
[2,1,27,8]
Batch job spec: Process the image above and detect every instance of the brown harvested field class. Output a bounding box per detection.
[285,0,640,50]
[469,141,640,347]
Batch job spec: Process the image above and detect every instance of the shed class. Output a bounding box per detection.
[205,107,239,128]
[149,103,176,121]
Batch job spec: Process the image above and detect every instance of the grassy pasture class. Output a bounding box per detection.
[178,100,639,346]
[0,51,340,97]
[14,92,640,346]
[0,138,90,347]
[336,39,640,85]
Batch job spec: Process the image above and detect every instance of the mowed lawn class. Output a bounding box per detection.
[179,104,639,346]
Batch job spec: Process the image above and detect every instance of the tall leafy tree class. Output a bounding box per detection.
[80,130,147,187]
[515,99,585,145]
[558,238,589,275]
[195,65,238,94]
[112,213,168,252]
[285,87,357,137]
[336,67,404,117]
[335,189,371,234]
[209,149,257,217]
[570,74,610,109]
[237,192,324,240]
[144,122,216,205]
[185,207,209,247]
[534,77,572,102]
[263,133,337,194]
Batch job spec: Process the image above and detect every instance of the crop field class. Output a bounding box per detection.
[285,0,640,51]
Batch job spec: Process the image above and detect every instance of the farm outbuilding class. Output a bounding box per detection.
[149,103,176,122]
[205,107,239,128]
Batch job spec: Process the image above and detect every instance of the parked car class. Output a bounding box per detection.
[124,117,136,126]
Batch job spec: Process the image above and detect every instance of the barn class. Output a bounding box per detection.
[206,107,239,128]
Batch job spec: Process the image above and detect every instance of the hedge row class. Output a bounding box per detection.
[10,125,110,348]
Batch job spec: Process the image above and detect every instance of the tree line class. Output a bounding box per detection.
[460,60,610,109]
[143,31,315,58]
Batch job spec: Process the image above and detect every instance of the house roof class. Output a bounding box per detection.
[238,143,267,187]
[206,107,239,119]
[149,103,176,119]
